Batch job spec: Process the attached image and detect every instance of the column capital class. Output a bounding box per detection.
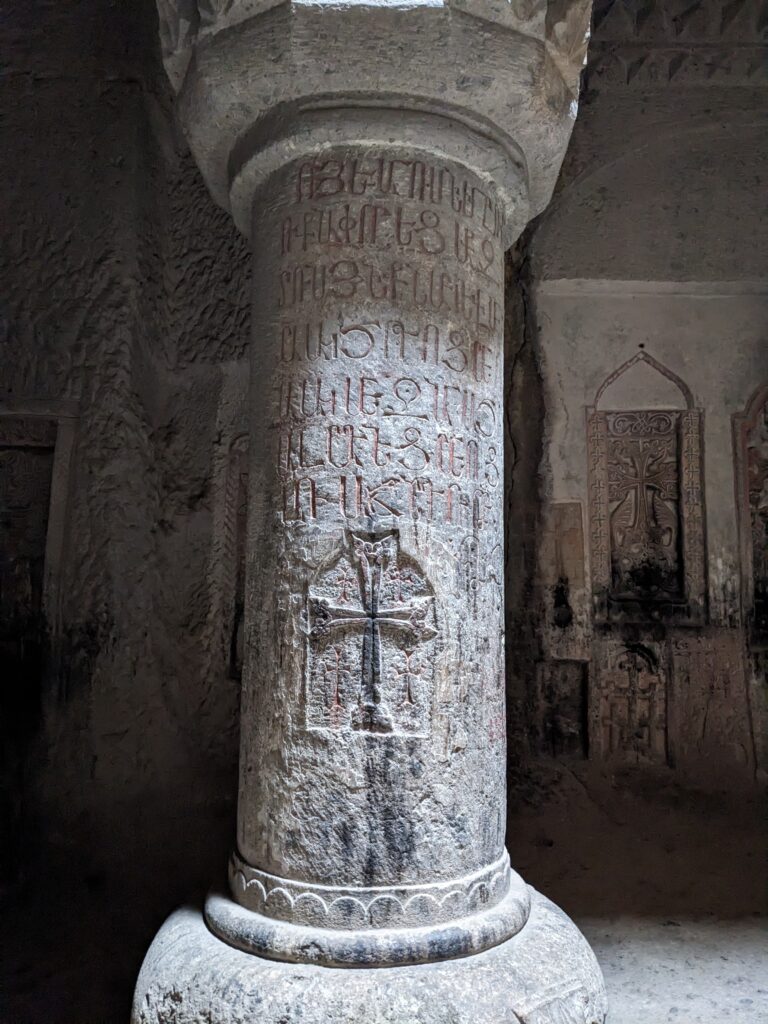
[156,0,591,243]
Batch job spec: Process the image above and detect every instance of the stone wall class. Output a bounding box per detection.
[1,0,248,942]
[4,0,764,897]
[521,0,768,787]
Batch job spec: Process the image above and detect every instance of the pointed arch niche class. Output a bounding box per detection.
[734,382,768,649]
[586,352,706,626]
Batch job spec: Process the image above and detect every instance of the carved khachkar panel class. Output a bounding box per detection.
[588,408,706,624]
[306,530,436,736]
[734,384,768,648]
[593,640,667,765]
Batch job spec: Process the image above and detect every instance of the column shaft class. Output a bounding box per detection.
[206,148,531,965]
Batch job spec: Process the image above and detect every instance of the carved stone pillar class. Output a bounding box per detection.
[134,2,606,1021]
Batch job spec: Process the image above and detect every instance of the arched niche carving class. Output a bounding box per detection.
[586,352,706,626]
[733,382,768,649]
[594,351,693,411]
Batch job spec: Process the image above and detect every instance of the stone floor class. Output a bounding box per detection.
[582,917,767,1023]
[512,761,767,1024]
[5,762,766,1022]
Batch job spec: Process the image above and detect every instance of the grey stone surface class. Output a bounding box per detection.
[134,0,605,1010]
[155,0,592,240]
[221,147,530,966]
[133,889,607,1024]
[517,0,768,786]
[2,3,765,1021]
[584,917,768,1024]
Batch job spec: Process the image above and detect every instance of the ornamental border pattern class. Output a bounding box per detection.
[680,410,707,615]
[229,849,517,930]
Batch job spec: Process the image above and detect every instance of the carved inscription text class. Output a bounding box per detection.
[263,155,505,533]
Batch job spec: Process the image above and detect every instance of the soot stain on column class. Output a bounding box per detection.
[362,736,416,884]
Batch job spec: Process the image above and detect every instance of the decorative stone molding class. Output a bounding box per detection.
[153,0,592,241]
[158,0,593,97]
[206,871,533,967]
[587,0,768,87]
[228,849,523,930]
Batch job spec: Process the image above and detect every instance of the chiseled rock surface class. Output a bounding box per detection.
[133,889,607,1023]
[224,147,525,966]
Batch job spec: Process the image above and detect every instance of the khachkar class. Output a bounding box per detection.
[134,2,606,1022]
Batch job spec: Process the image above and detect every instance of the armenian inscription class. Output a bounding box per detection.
[266,155,504,535]
[240,148,508,902]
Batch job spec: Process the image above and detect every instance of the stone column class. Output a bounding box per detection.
[135,2,606,1021]
[210,148,525,967]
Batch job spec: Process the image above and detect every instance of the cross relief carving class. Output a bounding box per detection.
[306,531,436,735]
[588,404,706,624]
[608,431,681,599]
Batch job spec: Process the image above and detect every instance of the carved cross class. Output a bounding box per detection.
[609,440,677,543]
[309,532,435,732]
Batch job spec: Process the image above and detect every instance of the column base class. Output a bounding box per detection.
[132,889,607,1024]
[214,850,532,968]
[206,864,531,967]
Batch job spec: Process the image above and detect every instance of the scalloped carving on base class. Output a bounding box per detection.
[206,873,532,967]
[229,849,520,931]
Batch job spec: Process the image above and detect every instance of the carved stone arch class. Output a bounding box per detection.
[587,352,706,625]
[733,381,768,648]
[593,350,694,410]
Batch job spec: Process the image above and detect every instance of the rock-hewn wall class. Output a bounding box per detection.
[520,0,768,786]
[2,5,248,1014]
